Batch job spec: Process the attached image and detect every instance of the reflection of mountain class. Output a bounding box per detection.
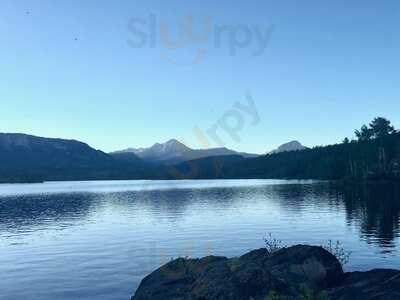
[342,183,400,248]
[0,194,95,233]
[102,187,242,223]
[1,181,399,252]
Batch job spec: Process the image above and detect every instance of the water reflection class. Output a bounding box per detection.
[1,180,400,300]
[342,183,400,249]
[1,181,399,250]
[0,193,95,234]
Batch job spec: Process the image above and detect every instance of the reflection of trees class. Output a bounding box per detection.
[0,193,95,234]
[342,183,400,248]
[268,181,400,250]
[2,182,399,251]
[267,182,343,213]
[268,184,311,213]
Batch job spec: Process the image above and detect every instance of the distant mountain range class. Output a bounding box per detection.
[111,139,259,165]
[6,132,381,183]
[0,133,149,182]
[0,133,261,182]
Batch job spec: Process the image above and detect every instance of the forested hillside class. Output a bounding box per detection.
[230,132,400,180]
[163,118,400,181]
[1,118,399,182]
[0,133,151,183]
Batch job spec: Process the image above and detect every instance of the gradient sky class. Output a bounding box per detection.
[1,0,399,154]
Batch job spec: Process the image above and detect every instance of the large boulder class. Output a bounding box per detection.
[132,245,343,300]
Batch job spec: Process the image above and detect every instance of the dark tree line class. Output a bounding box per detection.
[227,117,399,181]
[170,117,399,181]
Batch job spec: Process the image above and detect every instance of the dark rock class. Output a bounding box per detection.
[328,269,400,299]
[132,245,343,300]
[132,245,400,299]
[264,245,343,290]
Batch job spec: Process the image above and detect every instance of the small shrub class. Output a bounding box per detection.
[322,240,351,267]
[263,233,351,266]
[263,233,286,254]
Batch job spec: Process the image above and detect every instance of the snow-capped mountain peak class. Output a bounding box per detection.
[112,139,258,165]
[269,140,307,154]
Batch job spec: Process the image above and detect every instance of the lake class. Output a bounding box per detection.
[0,179,399,299]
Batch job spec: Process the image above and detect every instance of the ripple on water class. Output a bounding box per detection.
[0,180,400,300]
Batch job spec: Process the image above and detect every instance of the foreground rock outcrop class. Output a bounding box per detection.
[328,269,400,299]
[132,245,400,300]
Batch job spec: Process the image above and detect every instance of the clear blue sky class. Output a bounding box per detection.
[1,0,399,153]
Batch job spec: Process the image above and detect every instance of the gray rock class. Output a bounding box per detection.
[132,245,342,300]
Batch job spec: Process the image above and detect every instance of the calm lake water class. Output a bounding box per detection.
[0,179,399,299]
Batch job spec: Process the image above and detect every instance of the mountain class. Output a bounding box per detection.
[112,139,258,165]
[157,133,400,181]
[2,132,400,183]
[109,151,146,165]
[269,141,307,154]
[0,133,148,182]
[162,155,246,179]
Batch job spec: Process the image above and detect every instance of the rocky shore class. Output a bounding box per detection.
[132,245,400,300]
